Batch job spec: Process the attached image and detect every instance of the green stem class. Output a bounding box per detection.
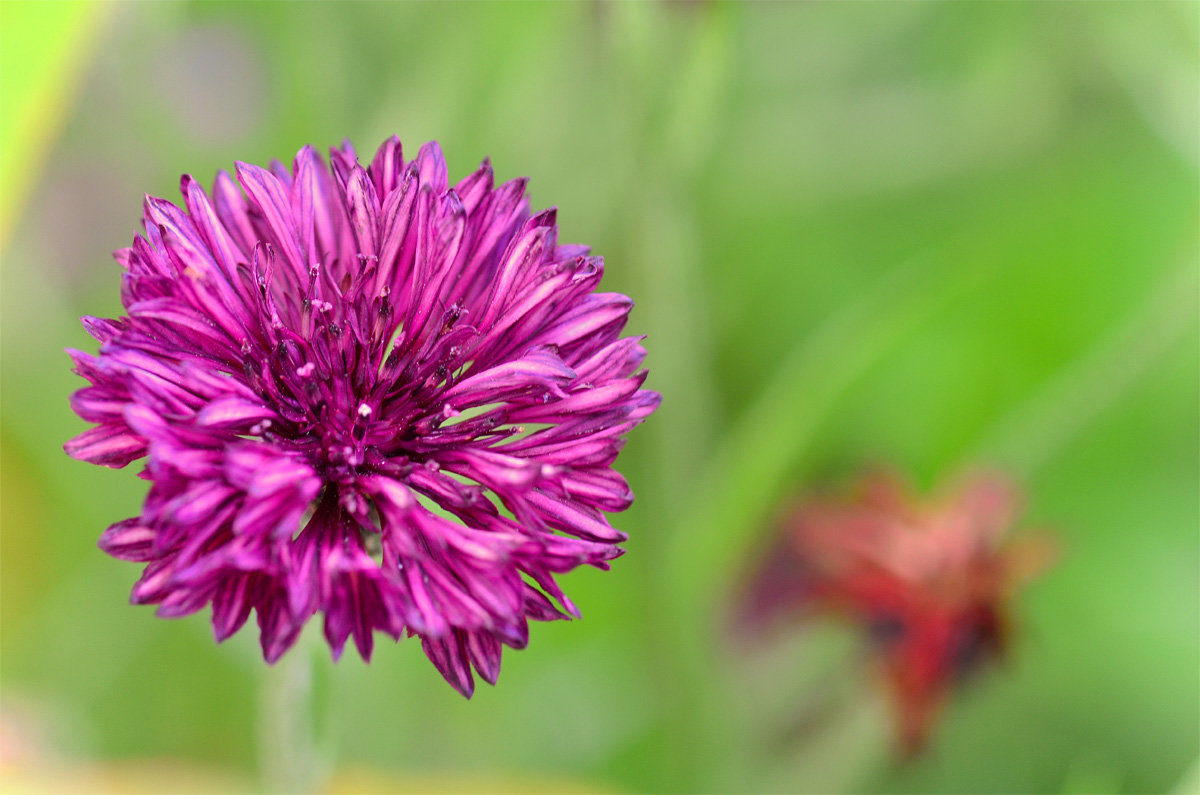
[259,642,327,794]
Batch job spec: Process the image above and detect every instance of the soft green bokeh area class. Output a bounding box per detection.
[1,2,1196,793]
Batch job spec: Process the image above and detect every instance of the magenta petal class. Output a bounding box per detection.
[413,141,449,194]
[182,174,244,278]
[235,161,306,277]
[421,631,475,698]
[442,347,575,408]
[211,574,259,642]
[98,518,157,561]
[523,489,628,543]
[64,424,146,467]
[345,166,381,260]
[465,630,503,685]
[258,588,305,664]
[196,397,276,428]
[368,134,404,197]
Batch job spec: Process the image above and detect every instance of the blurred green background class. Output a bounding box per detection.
[1,2,1196,793]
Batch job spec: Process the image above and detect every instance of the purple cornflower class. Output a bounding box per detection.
[65,137,659,696]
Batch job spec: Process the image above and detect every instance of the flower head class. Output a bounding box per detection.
[65,137,659,696]
[741,471,1053,754]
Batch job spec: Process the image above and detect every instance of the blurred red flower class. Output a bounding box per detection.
[741,471,1055,755]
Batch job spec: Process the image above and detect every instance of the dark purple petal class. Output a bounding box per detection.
[211,573,260,642]
[465,630,503,685]
[258,588,306,664]
[421,631,474,698]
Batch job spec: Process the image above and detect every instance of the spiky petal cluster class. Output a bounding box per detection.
[740,471,1054,754]
[65,137,659,696]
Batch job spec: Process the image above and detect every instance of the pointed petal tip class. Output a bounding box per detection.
[262,641,287,665]
[213,617,244,645]
[562,596,582,620]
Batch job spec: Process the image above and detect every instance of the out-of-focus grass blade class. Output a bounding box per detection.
[1169,758,1200,795]
[1060,755,1124,794]
[658,3,736,175]
[0,0,108,253]
[970,259,1198,476]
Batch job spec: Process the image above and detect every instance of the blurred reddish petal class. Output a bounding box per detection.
[740,470,1055,755]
